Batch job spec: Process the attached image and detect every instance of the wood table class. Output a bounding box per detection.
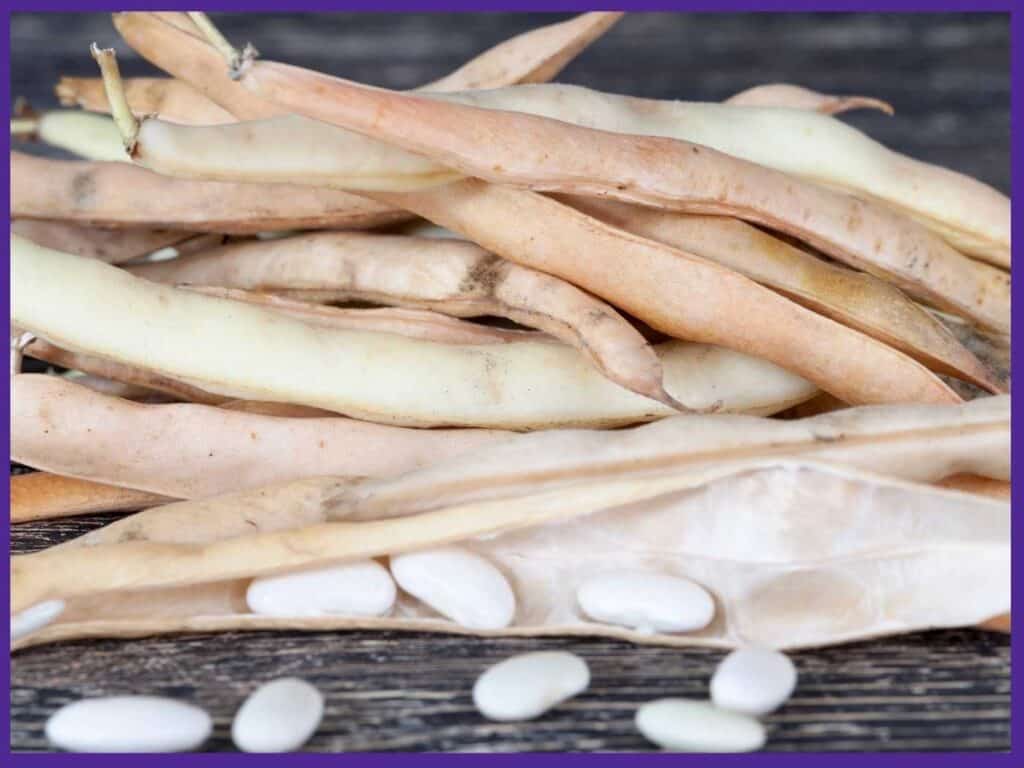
[9,12,1010,752]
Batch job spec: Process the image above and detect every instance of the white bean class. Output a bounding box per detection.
[246,560,396,618]
[635,698,766,753]
[711,647,797,716]
[232,677,324,753]
[45,696,212,752]
[11,599,65,642]
[390,546,515,630]
[576,570,714,633]
[473,651,590,721]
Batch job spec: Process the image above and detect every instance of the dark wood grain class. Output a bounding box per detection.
[10,628,1012,753]
[9,12,1010,753]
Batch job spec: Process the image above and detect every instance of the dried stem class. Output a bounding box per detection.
[187,11,254,78]
[89,43,138,151]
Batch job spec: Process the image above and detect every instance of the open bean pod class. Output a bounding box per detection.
[11,461,1008,651]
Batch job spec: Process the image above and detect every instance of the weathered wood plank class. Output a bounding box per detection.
[11,629,1010,752]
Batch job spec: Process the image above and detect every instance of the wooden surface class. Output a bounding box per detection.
[9,12,1011,752]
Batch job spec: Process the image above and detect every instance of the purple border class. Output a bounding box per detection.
[4,4,13,759]
[3,1,1020,10]
[1011,0,1020,758]
[4,1,1018,764]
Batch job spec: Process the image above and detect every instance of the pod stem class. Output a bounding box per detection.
[187,11,256,79]
[90,43,139,152]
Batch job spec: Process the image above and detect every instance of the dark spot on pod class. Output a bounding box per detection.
[458,253,504,295]
[70,171,97,207]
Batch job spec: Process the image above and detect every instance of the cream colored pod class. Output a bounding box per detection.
[36,111,129,162]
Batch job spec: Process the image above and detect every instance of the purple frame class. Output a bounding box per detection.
[3,1,1018,763]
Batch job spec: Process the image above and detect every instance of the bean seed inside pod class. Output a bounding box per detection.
[11,599,65,641]
[576,570,714,633]
[473,651,590,721]
[246,560,396,618]
[390,546,516,630]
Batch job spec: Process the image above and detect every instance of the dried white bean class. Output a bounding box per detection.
[635,698,766,753]
[711,647,797,716]
[473,651,590,721]
[11,599,65,641]
[390,546,515,630]
[232,677,324,753]
[146,246,180,262]
[576,570,714,633]
[246,560,396,618]
[45,696,212,752]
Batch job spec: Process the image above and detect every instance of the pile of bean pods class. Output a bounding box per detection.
[10,11,1010,753]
